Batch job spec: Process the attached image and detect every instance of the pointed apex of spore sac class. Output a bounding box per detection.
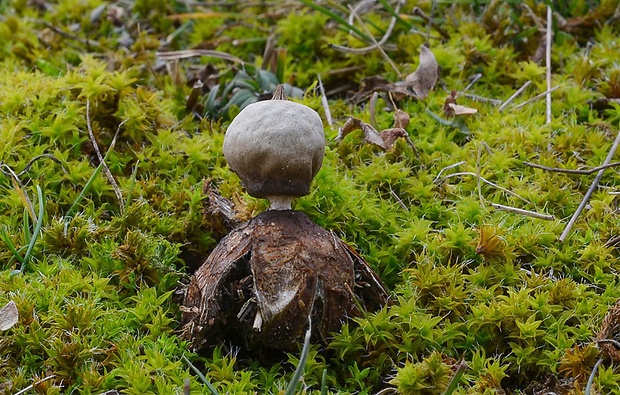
[271,84,288,100]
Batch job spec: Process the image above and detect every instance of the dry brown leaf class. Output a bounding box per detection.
[380,128,409,150]
[405,45,439,99]
[338,116,420,153]
[443,90,458,117]
[393,109,410,129]
[0,300,18,331]
[448,103,478,115]
[360,123,386,148]
[351,76,413,103]
[336,117,362,140]
[185,79,204,113]
[350,46,439,102]
[337,117,385,149]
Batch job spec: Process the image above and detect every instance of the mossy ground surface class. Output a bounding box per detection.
[2,0,620,394]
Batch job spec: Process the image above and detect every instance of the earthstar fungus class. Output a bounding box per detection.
[182,86,388,352]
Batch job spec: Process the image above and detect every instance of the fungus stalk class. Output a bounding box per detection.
[267,195,294,210]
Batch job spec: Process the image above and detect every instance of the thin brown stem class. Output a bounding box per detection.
[491,203,555,221]
[389,187,408,210]
[15,375,55,395]
[545,5,553,124]
[459,93,503,106]
[499,81,532,111]
[560,128,620,242]
[330,0,402,55]
[436,172,532,204]
[86,100,124,214]
[317,74,333,126]
[514,85,560,110]
[349,6,402,78]
[413,6,450,40]
[524,160,620,175]
[17,154,66,176]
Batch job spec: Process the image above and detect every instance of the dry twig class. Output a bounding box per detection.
[459,93,502,106]
[545,5,553,124]
[559,128,620,242]
[86,100,125,214]
[436,171,531,204]
[524,160,620,175]
[317,74,333,126]
[491,203,555,221]
[389,187,408,210]
[499,81,532,111]
[413,6,450,40]
[349,6,402,78]
[15,375,55,395]
[476,144,484,206]
[514,85,560,110]
[435,163,553,220]
[330,0,402,55]
[433,161,466,183]
[17,154,66,176]
[156,49,244,64]
[463,73,483,92]
[35,19,101,48]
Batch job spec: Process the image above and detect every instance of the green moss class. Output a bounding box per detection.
[3,0,620,393]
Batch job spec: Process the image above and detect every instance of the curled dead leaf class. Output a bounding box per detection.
[338,110,419,157]
[337,117,362,140]
[351,76,413,103]
[393,109,410,129]
[448,103,478,115]
[443,90,458,117]
[360,123,386,148]
[337,117,385,149]
[0,300,18,331]
[380,128,409,150]
[443,90,477,118]
[351,46,439,103]
[405,45,439,99]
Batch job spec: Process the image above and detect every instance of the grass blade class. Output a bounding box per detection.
[585,357,604,395]
[377,0,412,29]
[66,163,103,219]
[125,160,140,210]
[284,318,312,395]
[182,355,220,395]
[320,368,328,395]
[1,164,36,222]
[65,119,123,219]
[442,359,467,395]
[298,0,372,42]
[22,208,31,245]
[22,185,45,271]
[1,226,24,265]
